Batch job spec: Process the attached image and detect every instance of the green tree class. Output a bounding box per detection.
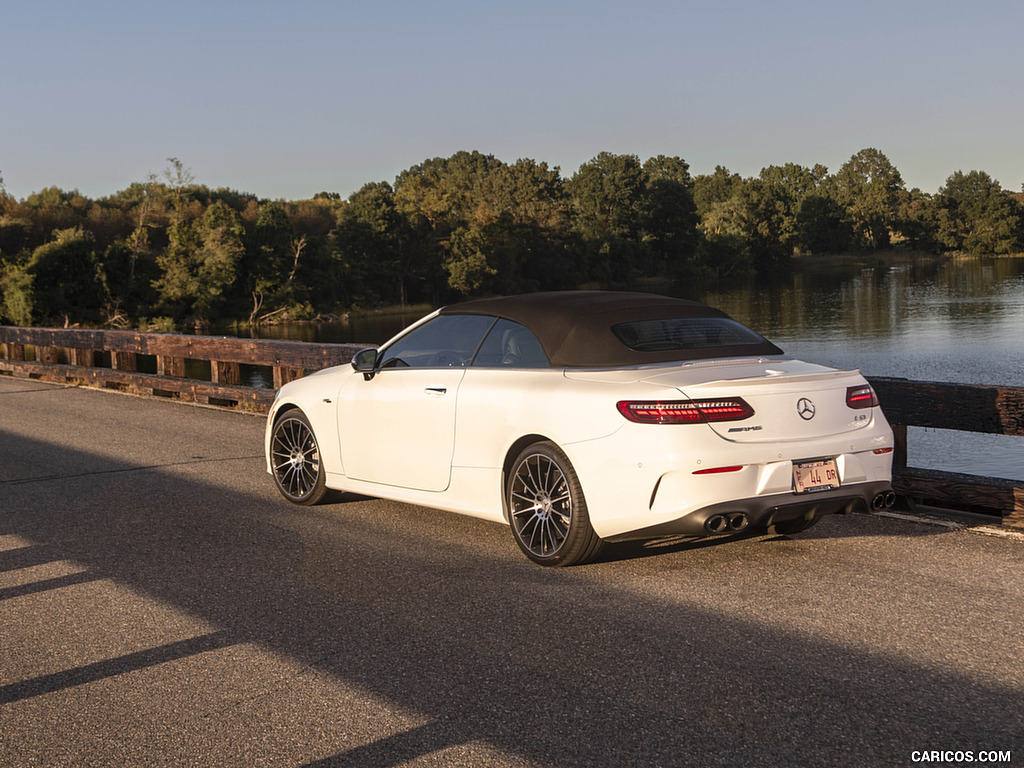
[394,151,505,298]
[19,187,92,249]
[241,201,297,321]
[253,202,294,269]
[755,163,824,258]
[934,171,1021,254]
[693,166,744,216]
[117,174,169,280]
[568,152,646,241]
[797,194,850,254]
[471,158,574,293]
[567,152,647,283]
[896,188,938,252]
[640,155,698,276]
[0,216,31,258]
[833,148,905,249]
[394,151,501,232]
[162,157,195,209]
[693,167,748,275]
[446,227,497,294]
[738,178,792,272]
[1,262,33,325]
[335,181,416,305]
[97,176,168,321]
[154,201,244,324]
[25,227,105,324]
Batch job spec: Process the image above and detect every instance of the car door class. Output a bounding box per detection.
[336,314,495,492]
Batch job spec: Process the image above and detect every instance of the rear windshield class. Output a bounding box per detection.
[611,317,769,352]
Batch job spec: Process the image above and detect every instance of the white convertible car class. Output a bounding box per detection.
[266,291,895,566]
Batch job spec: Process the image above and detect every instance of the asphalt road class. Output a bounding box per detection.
[1,376,1022,767]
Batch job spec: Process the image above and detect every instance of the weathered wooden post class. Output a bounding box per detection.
[273,365,303,389]
[71,348,95,367]
[212,361,242,386]
[157,355,185,377]
[111,351,138,371]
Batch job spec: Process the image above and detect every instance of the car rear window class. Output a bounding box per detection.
[611,317,769,352]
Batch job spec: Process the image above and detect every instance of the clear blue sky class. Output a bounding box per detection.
[3,0,1022,201]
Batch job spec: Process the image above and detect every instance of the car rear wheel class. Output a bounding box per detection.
[507,441,604,566]
[270,409,328,505]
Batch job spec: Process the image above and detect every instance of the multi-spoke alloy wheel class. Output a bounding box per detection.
[508,441,603,566]
[271,409,328,505]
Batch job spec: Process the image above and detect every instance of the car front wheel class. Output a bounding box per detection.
[507,441,604,566]
[270,409,328,505]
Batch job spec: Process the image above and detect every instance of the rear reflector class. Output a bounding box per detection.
[846,384,879,409]
[693,465,744,475]
[616,398,754,424]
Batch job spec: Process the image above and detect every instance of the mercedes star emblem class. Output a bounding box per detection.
[796,397,816,420]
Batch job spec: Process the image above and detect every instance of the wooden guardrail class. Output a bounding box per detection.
[1,327,1020,527]
[0,325,369,411]
[867,377,1024,528]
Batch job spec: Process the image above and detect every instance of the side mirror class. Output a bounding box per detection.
[351,347,378,379]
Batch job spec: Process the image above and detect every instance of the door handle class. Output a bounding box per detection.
[424,387,447,396]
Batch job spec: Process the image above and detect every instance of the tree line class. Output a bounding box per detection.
[0,149,1021,330]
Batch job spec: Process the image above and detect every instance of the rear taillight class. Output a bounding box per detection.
[616,398,754,425]
[846,384,879,409]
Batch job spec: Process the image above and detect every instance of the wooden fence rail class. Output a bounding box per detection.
[867,377,1024,528]
[0,325,370,411]
[1,327,1020,527]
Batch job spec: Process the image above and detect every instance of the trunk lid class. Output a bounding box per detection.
[638,359,875,442]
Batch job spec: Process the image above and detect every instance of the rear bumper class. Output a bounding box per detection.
[603,481,894,542]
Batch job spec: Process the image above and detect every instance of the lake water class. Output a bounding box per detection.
[242,255,1024,482]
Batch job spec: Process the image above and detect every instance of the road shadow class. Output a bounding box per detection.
[2,424,1022,766]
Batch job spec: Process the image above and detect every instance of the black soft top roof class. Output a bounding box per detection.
[438,291,783,367]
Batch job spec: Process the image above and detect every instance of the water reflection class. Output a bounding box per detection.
[226,310,425,347]
[701,256,1024,388]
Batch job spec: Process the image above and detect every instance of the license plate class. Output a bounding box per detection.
[793,458,840,493]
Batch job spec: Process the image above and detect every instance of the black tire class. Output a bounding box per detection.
[507,441,604,566]
[270,409,328,505]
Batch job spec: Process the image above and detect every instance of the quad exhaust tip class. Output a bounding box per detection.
[705,491,893,534]
[872,491,896,511]
[705,512,749,534]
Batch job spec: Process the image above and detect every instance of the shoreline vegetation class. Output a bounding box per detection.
[229,250,1017,333]
[1,149,1022,333]
[226,301,437,331]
